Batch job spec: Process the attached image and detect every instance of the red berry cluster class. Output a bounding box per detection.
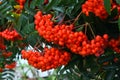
[68,34,108,57]
[0,44,6,50]
[44,0,49,5]
[2,51,12,58]
[34,11,109,57]
[5,62,16,69]
[0,29,22,41]
[109,36,120,53]
[0,68,3,73]
[0,62,16,72]
[112,2,120,18]
[82,0,108,19]
[82,0,120,19]
[16,0,26,9]
[21,47,71,71]
[0,36,6,50]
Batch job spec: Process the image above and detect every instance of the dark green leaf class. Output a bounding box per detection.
[116,0,120,4]
[105,70,116,80]
[36,0,44,6]
[21,23,34,35]
[15,12,28,32]
[76,25,84,31]
[0,1,8,9]
[25,8,36,16]
[102,64,118,70]
[104,0,111,15]
[58,0,77,6]
[118,18,120,32]
[44,0,58,12]
[25,31,39,46]
[30,0,37,9]
[65,6,74,18]
[52,7,65,13]
[71,0,85,15]
[97,54,114,64]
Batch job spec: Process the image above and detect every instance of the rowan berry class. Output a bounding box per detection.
[82,0,120,19]
[5,62,16,69]
[109,36,120,53]
[0,29,22,41]
[0,68,3,73]
[16,0,26,9]
[44,0,49,5]
[2,52,12,58]
[21,47,71,71]
[34,11,110,57]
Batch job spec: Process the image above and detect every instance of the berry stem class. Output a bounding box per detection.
[72,11,82,24]
[86,22,95,38]
[85,23,88,35]
[58,15,65,25]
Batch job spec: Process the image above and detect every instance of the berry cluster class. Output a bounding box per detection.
[2,51,12,58]
[44,0,49,5]
[0,62,16,72]
[0,44,6,50]
[0,29,22,41]
[0,68,3,73]
[112,1,120,18]
[21,47,71,71]
[34,11,109,56]
[0,36,6,50]
[16,0,26,9]
[109,36,120,53]
[71,34,108,57]
[82,0,120,19]
[5,62,16,69]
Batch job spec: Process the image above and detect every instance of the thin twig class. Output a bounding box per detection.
[73,23,86,30]
[54,13,63,20]
[72,11,82,24]
[58,15,65,25]
[87,22,95,38]
[84,23,88,35]
[64,19,74,24]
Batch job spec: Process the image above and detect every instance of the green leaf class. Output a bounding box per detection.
[58,0,77,6]
[52,7,65,13]
[36,0,44,6]
[65,6,74,17]
[15,12,28,32]
[25,31,39,46]
[0,1,8,9]
[105,70,116,80]
[0,1,13,19]
[1,6,12,14]
[71,0,85,15]
[21,23,34,35]
[102,64,118,70]
[76,25,84,32]
[104,0,111,15]
[81,72,90,80]
[118,18,120,32]
[44,0,58,12]
[30,0,38,9]
[25,8,36,16]
[97,55,114,64]
[116,0,120,4]
[46,75,56,80]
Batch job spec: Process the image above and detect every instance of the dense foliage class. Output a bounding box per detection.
[0,0,120,80]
